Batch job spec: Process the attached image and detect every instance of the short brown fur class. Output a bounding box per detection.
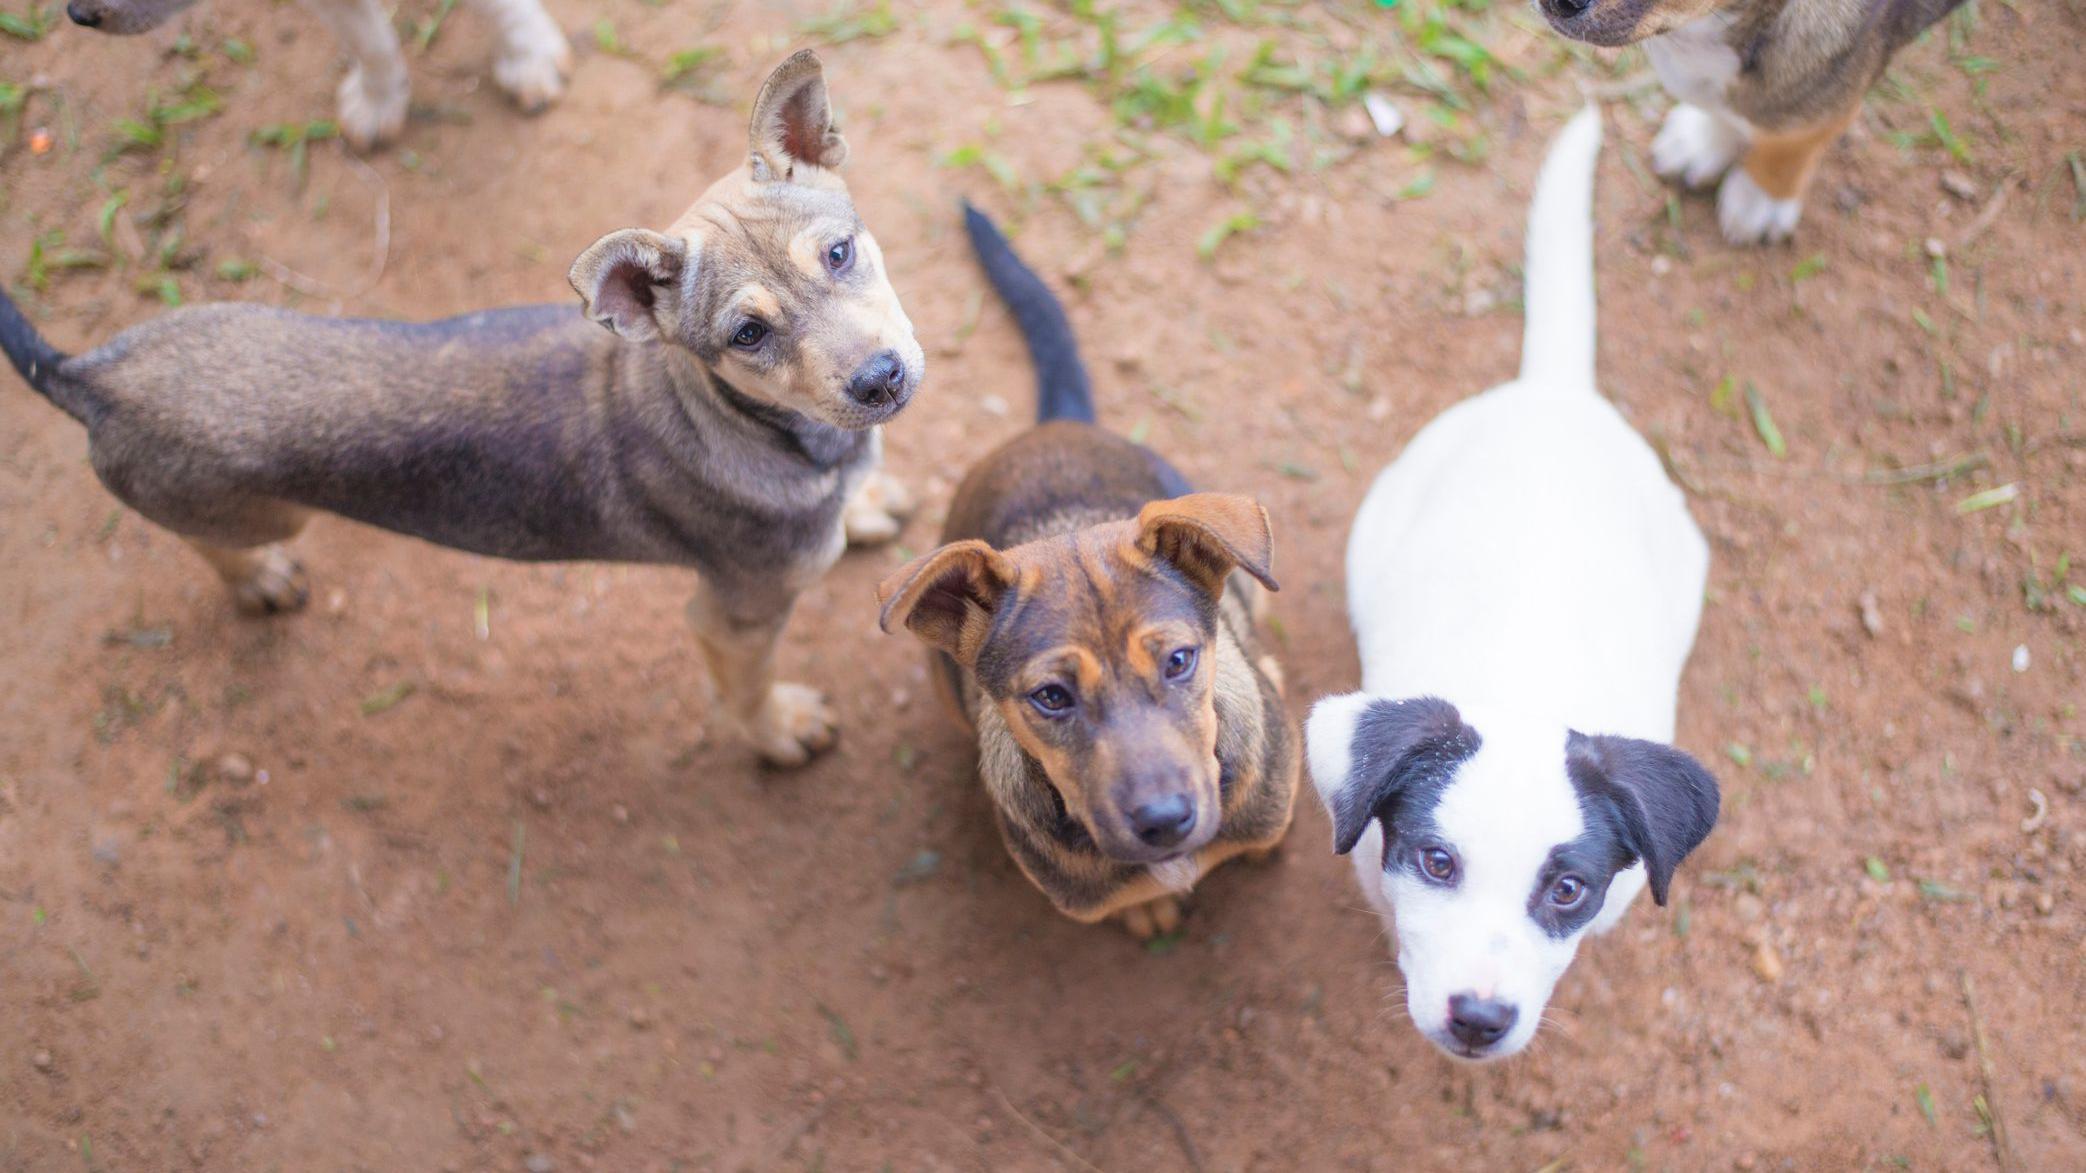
[880,423,1297,937]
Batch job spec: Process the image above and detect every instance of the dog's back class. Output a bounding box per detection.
[1346,108,1708,740]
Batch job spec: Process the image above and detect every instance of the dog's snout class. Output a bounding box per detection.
[66,0,102,26]
[846,350,906,406]
[1446,994,1518,1049]
[1129,794,1196,848]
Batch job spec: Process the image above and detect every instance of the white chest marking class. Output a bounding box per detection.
[1645,15,1742,114]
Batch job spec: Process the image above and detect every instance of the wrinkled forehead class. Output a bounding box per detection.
[976,528,1210,689]
[1431,727,1585,884]
[679,181,862,300]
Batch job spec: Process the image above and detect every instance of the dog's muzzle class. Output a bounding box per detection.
[1535,0,1650,46]
[846,350,909,408]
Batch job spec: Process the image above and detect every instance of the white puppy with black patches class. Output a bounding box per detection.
[1308,107,1720,1062]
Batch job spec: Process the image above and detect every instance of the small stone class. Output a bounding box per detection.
[1857,591,1884,638]
[1362,93,1405,138]
[611,804,629,825]
[2035,891,2056,916]
[1924,237,1948,260]
[1751,941,1784,983]
[32,1049,52,1071]
[2011,645,2030,673]
[215,753,254,785]
[1650,255,1673,277]
[524,1156,556,1173]
[627,1006,651,1030]
[1941,171,1978,201]
[529,787,552,810]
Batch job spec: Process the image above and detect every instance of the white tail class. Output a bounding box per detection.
[1518,105,1603,387]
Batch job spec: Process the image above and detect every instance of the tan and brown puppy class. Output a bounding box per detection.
[878,206,1296,938]
[1537,0,1967,243]
[0,51,921,768]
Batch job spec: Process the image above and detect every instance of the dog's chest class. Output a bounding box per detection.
[1646,15,1743,113]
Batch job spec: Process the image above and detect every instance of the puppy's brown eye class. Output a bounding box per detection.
[1164,647,1197,680]
[1419,847,1458,883]
[1549,875,1586,907]
[731,321,767,348]
[825,237,854,274]
[1029,684,1074,716]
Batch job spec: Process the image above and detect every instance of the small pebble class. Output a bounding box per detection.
[2035,891,2056,917]
[1362,93,1405,138]
[1941,171,1979,201]
[628,1006,651,1030]
[1923,237,1948,259]
[524,1156,555,1173]
[1751,941,1784,983]
[1857,590,1884,638]
[611,804,630,825]
[529,787,552,810]
[32,1049,52,1071]
[215,753,254,785]
[2011,644,2030,673]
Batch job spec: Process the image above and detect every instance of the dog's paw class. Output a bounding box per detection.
[843,472,915,548]
[1716,167,1803,245]
[491,22,572,113]
[750,682,839,768]
[337,64,410,150]
[229,546,311,616]
[1118,895,1185,941]
[1651,104,1745,190]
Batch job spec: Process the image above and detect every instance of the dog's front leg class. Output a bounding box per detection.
[470,0,572,113]
[301,0,410,149]
[686,582,837,769]
[842,471,915,548]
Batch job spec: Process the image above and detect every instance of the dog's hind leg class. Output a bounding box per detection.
[686,582,837,769]
[178,503,314,616]
[471,0,572,113]
[302,0,411,149]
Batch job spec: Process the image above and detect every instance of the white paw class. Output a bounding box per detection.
[1651,104,1745,190]
[492,22,572,113]
[1716,167,1803,245]
[749,682,838,769]
[337,64,409,150]
[843,472,915,548]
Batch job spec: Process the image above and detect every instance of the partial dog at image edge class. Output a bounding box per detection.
[1536,0,1968,244]
[0,50,923,769]
[875,204,1298,940]
[1306,106,1719,1061]
[63,0,573,149]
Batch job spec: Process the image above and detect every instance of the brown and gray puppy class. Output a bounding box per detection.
[1536,0,1966,243]
[63,0,571,148]
[877,206,1296,938]
[0,51,922,768]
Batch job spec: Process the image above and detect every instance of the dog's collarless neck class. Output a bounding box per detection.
[704,370,862,472]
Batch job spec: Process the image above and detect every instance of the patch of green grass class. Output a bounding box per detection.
[250,119,339,190]
[1744,381,1786,457]
[1196,209,1258,260]
[0,2,54,41]
[797,0,898,43]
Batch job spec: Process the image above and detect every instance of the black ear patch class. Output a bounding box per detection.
[1328,697,1481,855]
[1564,732,1720,906]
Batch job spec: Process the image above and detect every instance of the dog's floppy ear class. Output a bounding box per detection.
[749,49,849,180]
[877,540,1014,660]
[1566,732,1720,906]
[1308,694,1479,855]
[1134,493,1278,596]
[570,229,689,342]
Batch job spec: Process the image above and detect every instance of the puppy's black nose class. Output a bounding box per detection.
[846,350,906,406]
[1130,795,1196,848]
[67,1,101,25]
[1546,0,1593,16]
[1447,994,1518,1049]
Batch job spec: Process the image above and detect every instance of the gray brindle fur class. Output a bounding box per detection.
[0,51,923,768]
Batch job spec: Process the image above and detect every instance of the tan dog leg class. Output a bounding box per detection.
[1717,106,1859,246]
[687,582,838,768]
[471,0,572,112]
[842,471,914,548]
[188,540,312,615]
[302,0,410,149]
[1118,895,1183,940]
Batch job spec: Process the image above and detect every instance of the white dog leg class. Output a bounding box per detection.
[473,0,573,113]
[302,0,410,149]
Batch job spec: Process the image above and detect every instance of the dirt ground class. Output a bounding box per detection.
[2,0,2083,1168]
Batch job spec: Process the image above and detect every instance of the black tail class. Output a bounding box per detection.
[962,201,1094,425]
[0,284,88,421]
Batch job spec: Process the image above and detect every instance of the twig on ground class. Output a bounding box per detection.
[1961,972,2015,1173]
[992,1085,1108,1173]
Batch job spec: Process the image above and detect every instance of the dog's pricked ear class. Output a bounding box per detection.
[749,48,849,180]
[876,540,1013,660]
[1308,694,1478,854]
[570,229,689,342]
[1566,733,1720,906]
[1134,493,1278,595]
